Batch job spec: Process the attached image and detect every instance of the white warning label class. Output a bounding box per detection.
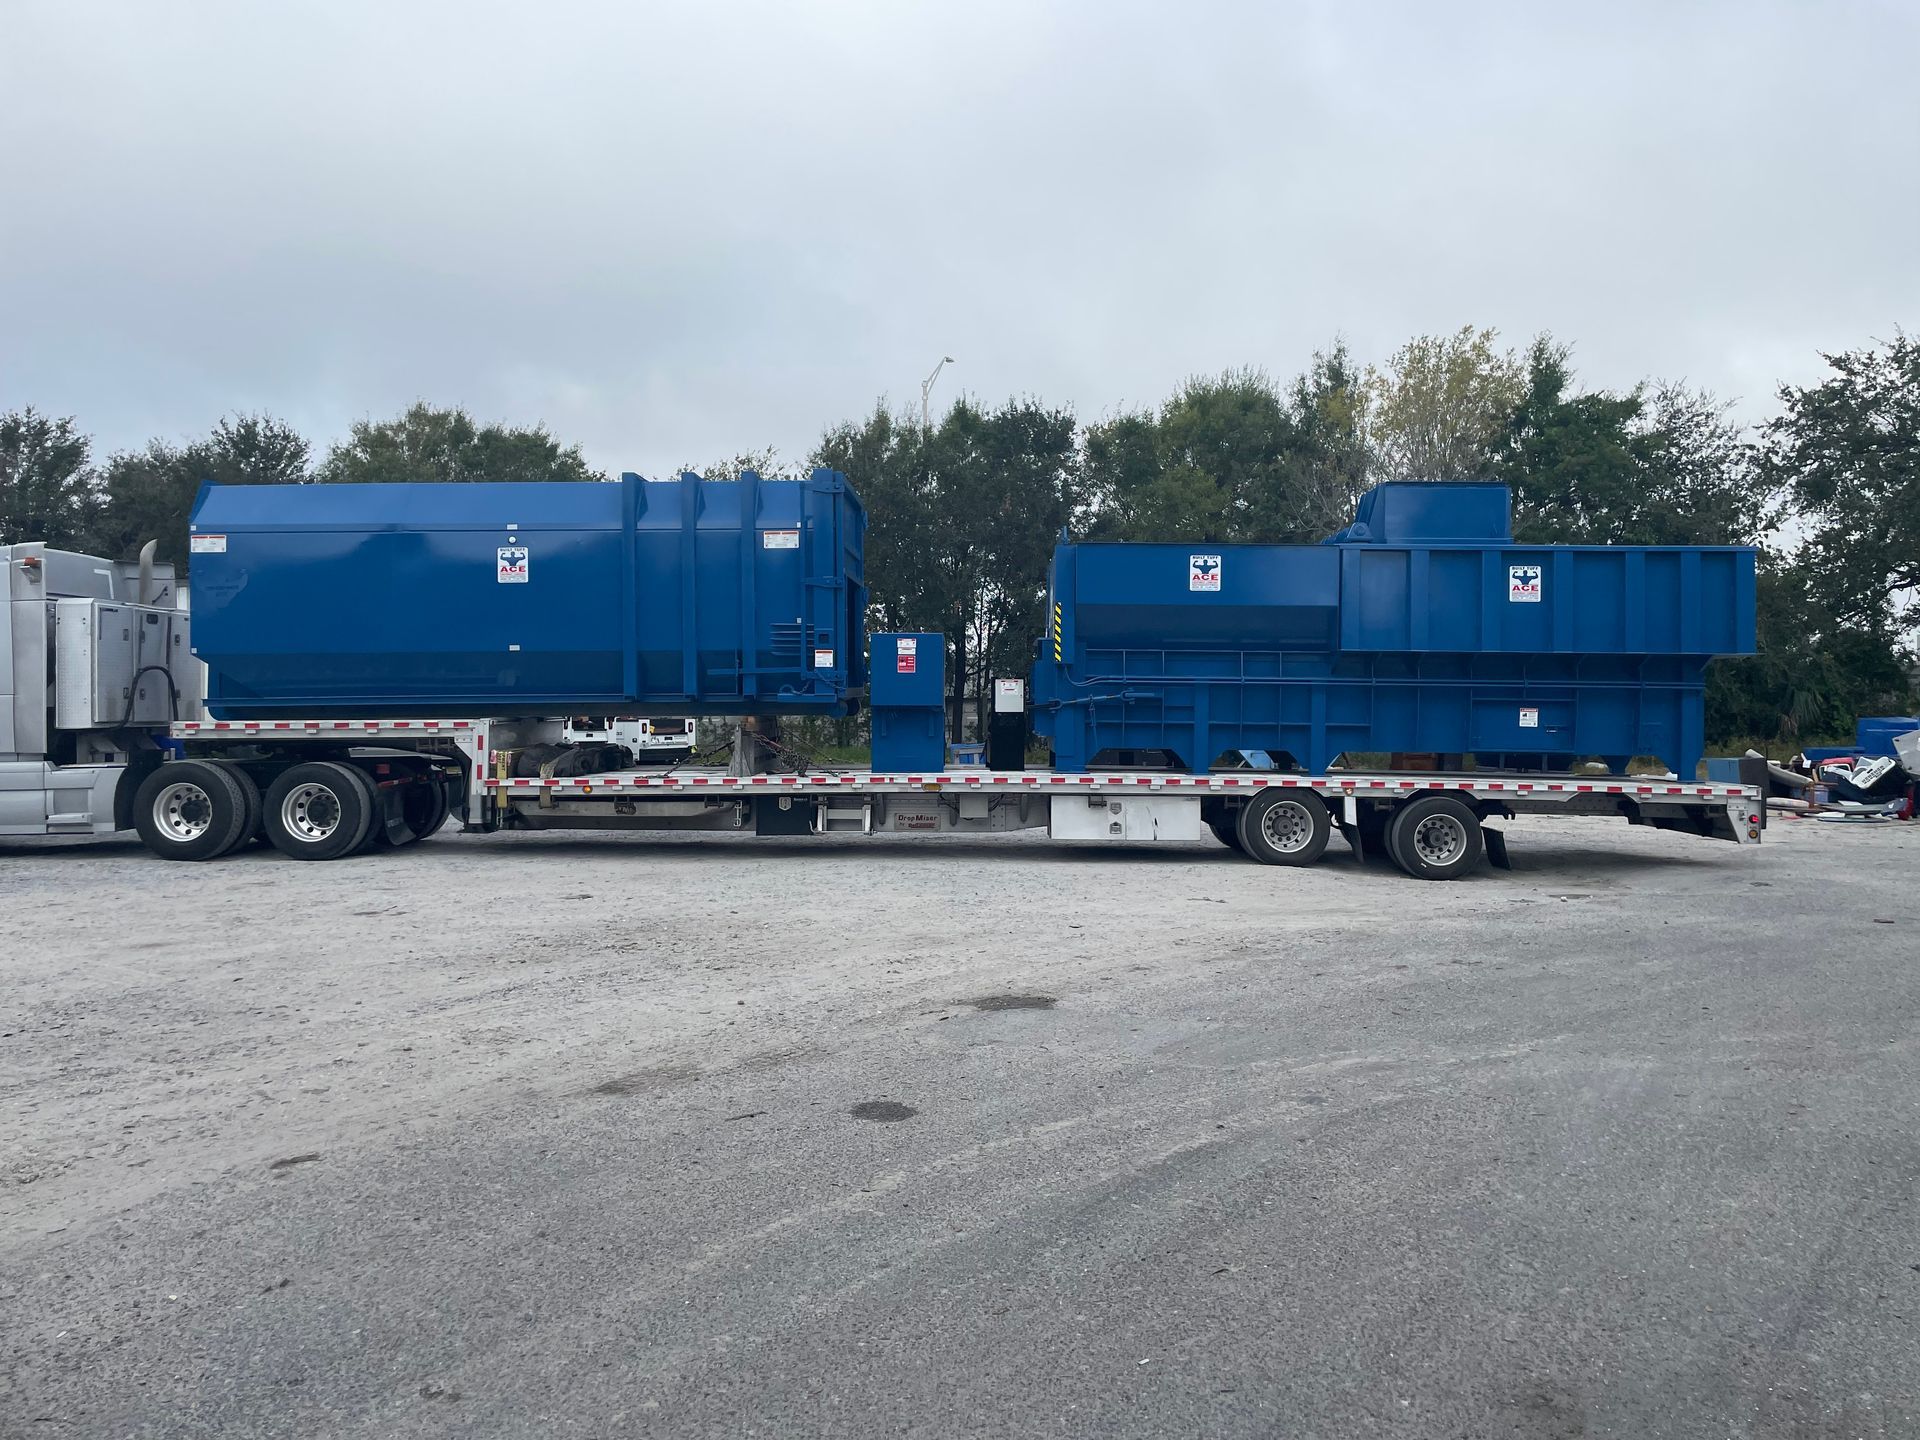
[497,546,529,583]
[1509,563,1542,602]
[762,529,800,550]
[813,648,834,669]
[189,534,227,554]
[1519,707,1540,729]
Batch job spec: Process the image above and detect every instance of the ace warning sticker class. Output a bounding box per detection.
[1190,554,1221,592]
[1508,563,1542,602]
[497,546,529,583]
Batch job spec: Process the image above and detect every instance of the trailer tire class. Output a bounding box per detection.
[377,772,450,847]
[206,762,262,856]
[351,768,390,853]
[263,761,378,861]
[1202,799,1244,851]
[1236,789,1331,866]
[1385,795,1483,880]
[1355,806,1393,860]
[1207,814,1244,852]
[413,775,453,839]
[133,761,252,862]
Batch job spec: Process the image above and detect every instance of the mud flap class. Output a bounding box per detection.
[1484,825,1511,870]
[1336,796,1365,864]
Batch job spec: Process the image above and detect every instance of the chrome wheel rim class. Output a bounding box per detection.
[1410,814,1468,866]
[1259,800,1314,853]
[154,781,214,842]
[281,782,344,842]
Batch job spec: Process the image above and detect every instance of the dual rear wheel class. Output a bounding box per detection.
[133,760,254,861]
[1234,790,1332,866]
[264,762,454,859]
[1214,788,1484,880]
[1383,795,1483,881]
[135,759,455,862]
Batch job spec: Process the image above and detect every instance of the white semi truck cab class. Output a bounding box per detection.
[1,543,190,836]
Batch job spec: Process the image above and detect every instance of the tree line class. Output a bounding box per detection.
[4,328,1915,750]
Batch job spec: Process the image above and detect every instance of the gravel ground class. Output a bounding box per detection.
[2,812,1916,1438]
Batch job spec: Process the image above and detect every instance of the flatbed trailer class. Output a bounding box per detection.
[151,718,1765,880]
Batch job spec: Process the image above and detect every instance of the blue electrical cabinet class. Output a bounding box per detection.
[870,632,946,772]
[1034,482,1758,780]
[188,470,868,719]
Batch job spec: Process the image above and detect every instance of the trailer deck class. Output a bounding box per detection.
[164,719,1764,873]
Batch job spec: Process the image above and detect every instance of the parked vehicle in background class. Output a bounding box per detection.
[562,715,696,763]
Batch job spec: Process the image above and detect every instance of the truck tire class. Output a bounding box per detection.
[363,773,406,850]
[133,761,251,862]
[1235,789,1331,866]
[1386,795,1483,880]
[207,762,262,855]
[351,768,390,853]
[1202,799,1243,851]
[1354,806,1393,860]
[412,775,454,839]
[1207,814,1244,852]
[263,761,378,861]
[375,772,450,847]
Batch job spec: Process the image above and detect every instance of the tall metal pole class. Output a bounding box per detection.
[921,356,954,431]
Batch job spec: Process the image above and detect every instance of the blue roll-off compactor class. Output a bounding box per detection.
[1034,482,1756,782]
[188,469,868,720]
[5,471,1763,875]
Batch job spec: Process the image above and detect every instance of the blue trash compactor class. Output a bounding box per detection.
[1033,482,1756,781]
[189,472,1755,785]
[189,469,868,720]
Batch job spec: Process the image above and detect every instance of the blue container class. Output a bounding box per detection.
[1802,716,1920,764]
[869,632,946,772]
[189,470,868,719]
[1034,482,1757,778]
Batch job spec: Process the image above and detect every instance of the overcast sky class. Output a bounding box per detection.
[2,1,1914,477]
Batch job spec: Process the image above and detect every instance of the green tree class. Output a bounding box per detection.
[1760,333,1920,633]
[681,447,800,481]
[1364,326,1524,482]
[1281,342,1373,536]
[1490,338,1649,543]
[817,397,1079,736]
[1707,554,1913,746]
[91,414,310,569]
[317,402,603,485]
[1081,350,1369,543]
[1494,342,1767,548]
[1630,382,1768,546]
[0,407,95,548]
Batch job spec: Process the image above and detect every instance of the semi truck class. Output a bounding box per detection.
[3,536,1765,881]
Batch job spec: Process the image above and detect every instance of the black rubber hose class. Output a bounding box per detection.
[119,664,181,727]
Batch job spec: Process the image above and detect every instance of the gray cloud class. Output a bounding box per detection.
[2,0,1914,475]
